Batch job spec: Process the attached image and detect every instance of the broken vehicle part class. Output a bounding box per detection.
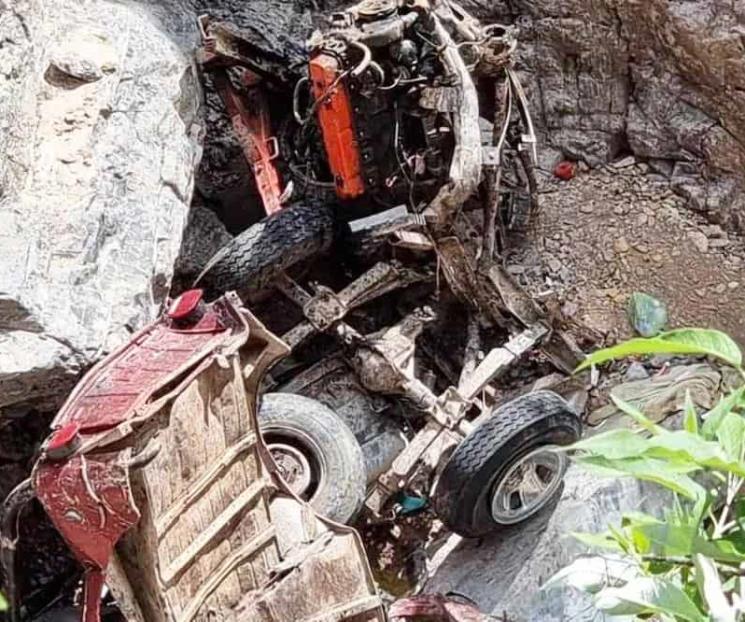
[258,392,366,523]
[433,391,581,537]
[28,291,384,622]
[210,69,287,216]
[196,200,336,297]
[194,0,586,539]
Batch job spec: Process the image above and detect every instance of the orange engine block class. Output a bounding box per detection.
[309,51,366,200]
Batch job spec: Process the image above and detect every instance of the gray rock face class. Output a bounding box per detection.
[465,0,745,230]
[0,0,202,412]
[425,467,669,621]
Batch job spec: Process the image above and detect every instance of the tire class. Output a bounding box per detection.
[258,393,366,524]
[433,391,581,538]
[198,200,336,297]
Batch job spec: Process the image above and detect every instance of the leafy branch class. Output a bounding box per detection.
[546,328,745,621]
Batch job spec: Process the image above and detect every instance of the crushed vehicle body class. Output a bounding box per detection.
[4,292,385,622]
[194,0,585,539]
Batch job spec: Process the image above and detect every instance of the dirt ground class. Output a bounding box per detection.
[508,161,745,347]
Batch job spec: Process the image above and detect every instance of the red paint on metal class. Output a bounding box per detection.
[49,306,229,433]
[35,454,140,568]
[46,423,81,459]
[309,52,365,199]
[168,289,203,320]
[82,566,105,622]
[389,594,486,621]
[213,69,285,215]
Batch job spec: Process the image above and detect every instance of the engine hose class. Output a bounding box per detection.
[292,76,309,124]
[347,40,372,76]
[367,60,386,85]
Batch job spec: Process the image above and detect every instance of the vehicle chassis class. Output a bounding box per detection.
[196,0,585,520]
[271,250,583,517]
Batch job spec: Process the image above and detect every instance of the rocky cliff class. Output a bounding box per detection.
[0,0,202,413]
[467,0,745,229]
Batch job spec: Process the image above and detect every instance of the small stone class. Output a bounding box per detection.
[728,281,739,290]
[649,354,674,367]
[703,224,725,238]
[507,265,526,276]
[49,32,118,83]
[635,213,648,227]
[613,206,626,215]
[634,244,649,254]
[652,254,663,262]
[612,155,636,169]
[547,257,563,273]
[715,283,727,294]
[695,288,707,298]
[579,204,594,214]
[578,161,590,173]
[614,237,630,253]
[561,301,579,317]
[687,230,709,253]
[709,238,729,249]
[625,362,650,381]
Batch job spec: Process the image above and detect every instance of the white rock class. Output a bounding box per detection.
[48,30,118,82]
[0,0,202,411]
[687,230,709,253]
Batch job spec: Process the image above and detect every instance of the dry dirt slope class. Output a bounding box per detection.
[508,162,745,347]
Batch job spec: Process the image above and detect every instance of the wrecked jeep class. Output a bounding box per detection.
[3,293,386,622]
[195,0,584,537]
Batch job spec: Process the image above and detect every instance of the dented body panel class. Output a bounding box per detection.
[33,293,384,622]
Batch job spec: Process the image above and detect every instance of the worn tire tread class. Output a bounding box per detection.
[434,391,581,537]
[259,393,365,524]
[201,201,335,296]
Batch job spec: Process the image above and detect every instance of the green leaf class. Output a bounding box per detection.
[716,413,745,462]
[594,576,706,621]
[693,554,736,622]
[612,395,663,434]
[0,593,7,612]
[702,386,745,439]
[543,555,638,594]
[684,389,699,434]
[574,455,705,499]
[569,429,650,459]
[571,427,745,477]
[572,531,625,552]
[630,520,745,563]
[576,328,742,372]
[644,431,745,478]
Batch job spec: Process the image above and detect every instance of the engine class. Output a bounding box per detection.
[290,0,457,214]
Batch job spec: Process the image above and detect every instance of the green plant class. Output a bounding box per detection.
[546,328,745,621]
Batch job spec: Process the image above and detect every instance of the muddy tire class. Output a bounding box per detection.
[198,201,336,297]
[433,391,581,538]
[258,393,366,524]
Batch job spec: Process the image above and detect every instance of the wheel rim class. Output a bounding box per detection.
[268,442,313,497]
[490,446,567,524]
[264,426,327,502]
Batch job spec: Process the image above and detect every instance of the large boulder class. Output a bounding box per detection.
[425,467,668,621]
[465,0,745,230]
[0,0,202,412]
